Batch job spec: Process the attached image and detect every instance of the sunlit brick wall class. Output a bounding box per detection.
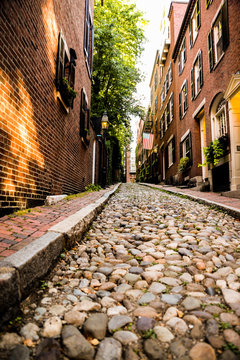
[0,0,95,214]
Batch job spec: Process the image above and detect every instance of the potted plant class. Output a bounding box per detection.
[59,77,77,107]
[178,156,190,173]
[199,138,226,167]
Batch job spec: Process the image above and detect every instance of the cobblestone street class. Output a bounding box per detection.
[1,183,240,360]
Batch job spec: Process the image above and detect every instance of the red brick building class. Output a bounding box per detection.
[0,0,99,214]
[138,0,240,192]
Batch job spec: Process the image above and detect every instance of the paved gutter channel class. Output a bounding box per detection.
[0,183,121,325]
[140,183,240,220]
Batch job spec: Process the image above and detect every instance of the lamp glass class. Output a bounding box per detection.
[101,111,109,129]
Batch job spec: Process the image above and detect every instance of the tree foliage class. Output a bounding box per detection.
[92,0,146,141]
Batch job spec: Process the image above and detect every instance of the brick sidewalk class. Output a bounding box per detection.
[143,183,240,211]
[0,186,116,260]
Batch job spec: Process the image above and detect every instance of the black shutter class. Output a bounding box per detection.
[183,37,186,63]
[185,81,188,110]
[178,54,181,74]
[189,22,193,48]
[84,0,89,56]
[208,30,214,71]
[199,50,203,87]
[191,68,195,100]
[222,1,229,51]
[56,32,65,89]
[170,62,173,83]
[170,94,174,121]
[179,92,182,120]
[197,0,201,30]
[172,136,175,163]
[80,89,86,137]
[189,132,193,164]
[180,141,183,159]
[165,147,168,170]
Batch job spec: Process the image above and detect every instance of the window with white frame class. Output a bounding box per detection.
[179,80,188,119]
[178,38,186,74]
[191,50,203,100]
[208,1,229,71]
[212,99,227,139]
[189,0,200,48]
[84,0,94,75]
[180,132,192,163]
[170,93,174,122]
[165,136,175,169]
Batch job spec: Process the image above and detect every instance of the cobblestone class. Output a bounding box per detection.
[1,183,240,359]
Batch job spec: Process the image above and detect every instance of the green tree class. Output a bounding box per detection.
[92,0,146,141]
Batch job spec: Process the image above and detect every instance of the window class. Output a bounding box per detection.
[206,0,213,9]
[169,62,173,85]
[155,118,159,135]
[179,80,188,119]
[56,32,77,108]
[170,94,174,122]
[80,88,90,145]
[178,37,186,74]
[208,1,229,71]
[161,85,165,104]
[154,70,158,91]
[165,136,175,169]
[180,132,192,163]
[212,99,227,139]
[166,102,170,127]
[155,95,158,114]
[150,87,153,105]
[191,50,203,100]
[160,117,164,139]
[189,0,201,48]
[159,66,163,83]
[84,0,94,76]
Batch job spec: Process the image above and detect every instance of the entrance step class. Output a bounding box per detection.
[221,190,240,199]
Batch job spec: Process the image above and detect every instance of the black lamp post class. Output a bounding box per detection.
[101,111,109,188]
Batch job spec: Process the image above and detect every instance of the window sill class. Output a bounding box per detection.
[192,87,202,101]
[168,162,174,169]
[57,91,70,113]
[190,32,199,49]
[212,52,225,72]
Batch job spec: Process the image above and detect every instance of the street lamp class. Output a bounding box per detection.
[101,111,109,188]
[101,110,109,131]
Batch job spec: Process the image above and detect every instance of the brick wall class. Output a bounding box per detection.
[0,0,96,214]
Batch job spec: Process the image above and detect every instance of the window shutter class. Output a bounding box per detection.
[189,22,193,48]
[191,68,195,100]
[180,141,183,159]
[189,132,193,164]
[208,30,214,71]
[90,25,94,76]
[197,0,201,30]
[206,0,211,9]
[178,54,181,74]
[80,89,86,137]
[185,81,188,109]
[170,94,174,121]
[222,1,229,51]
[183,38,186,63]
[170,62,173,83]
[199,50,203,87]
[172,136,175,163]
[165,147,168,170]
[179,92,182,120]
[84,0,89,56]
[56,32,65,89]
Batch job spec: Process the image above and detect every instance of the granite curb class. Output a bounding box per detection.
[0,183,121,324]
[140,183,240,220]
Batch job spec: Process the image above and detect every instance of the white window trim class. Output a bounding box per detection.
[181,128,190,143]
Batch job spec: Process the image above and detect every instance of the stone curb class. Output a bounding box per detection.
[0,183,121,324]
[140,183,240,220]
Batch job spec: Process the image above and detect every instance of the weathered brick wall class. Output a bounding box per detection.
[0,0,96,213]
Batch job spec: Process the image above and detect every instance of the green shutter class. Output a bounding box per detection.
[179,92,182,120]
[199,50,203,87]
[222,1,229,51]
[208,30,214,71]
[197,0,201,30]
[191,68,194,100]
